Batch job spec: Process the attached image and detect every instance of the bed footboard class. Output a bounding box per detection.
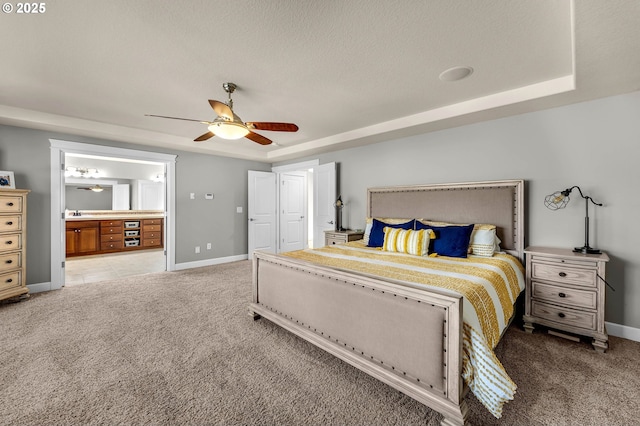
[249,251,469,426]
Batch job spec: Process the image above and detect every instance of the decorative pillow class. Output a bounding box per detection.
[382,227,435,256]
[367,218,415,247]
[415,222,474,258]
[469,226,501,257]
[364,217,414,246]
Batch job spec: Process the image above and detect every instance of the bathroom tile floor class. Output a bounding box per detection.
[65,249,166,286]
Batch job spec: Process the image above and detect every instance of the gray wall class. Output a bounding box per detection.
[0,125,271,284]
[276,90,640,329]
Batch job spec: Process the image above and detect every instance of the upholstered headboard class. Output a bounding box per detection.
[367,180,525,261]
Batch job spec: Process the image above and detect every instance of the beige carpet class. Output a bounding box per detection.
[1,260,638,425]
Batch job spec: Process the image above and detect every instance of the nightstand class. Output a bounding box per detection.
[523,246,609,352]
[324,230,364,246]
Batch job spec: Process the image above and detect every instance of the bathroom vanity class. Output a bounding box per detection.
[66,211,163,257]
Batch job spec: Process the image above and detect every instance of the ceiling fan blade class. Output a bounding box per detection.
[145,114,208,123]
[194,131,215,142]
[208,100,233,120]
[246,122,299,132]
[245,131,273,145]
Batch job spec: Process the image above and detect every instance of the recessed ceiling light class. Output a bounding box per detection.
[439,66,474,82]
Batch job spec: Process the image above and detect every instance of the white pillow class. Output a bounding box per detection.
[469,227,501,257]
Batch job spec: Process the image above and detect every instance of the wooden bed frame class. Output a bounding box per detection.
[249,180,525,426]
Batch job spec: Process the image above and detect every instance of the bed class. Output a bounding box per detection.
[249,179,525,425]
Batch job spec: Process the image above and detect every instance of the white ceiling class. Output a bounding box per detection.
[1,1,639,163]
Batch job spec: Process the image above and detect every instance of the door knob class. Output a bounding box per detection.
[328,221,334,224]
[249,218,255,221]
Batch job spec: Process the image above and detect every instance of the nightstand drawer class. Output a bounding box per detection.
[531,262,597,287]
[531,300,596,331]
[532,281,597,310]
[326,237,347,245]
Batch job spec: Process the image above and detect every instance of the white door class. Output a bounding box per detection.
[313,162,336,248]
[112,184,130,210]
[279,171,307,253]
[248,171,277,255]
[133,180,164,210]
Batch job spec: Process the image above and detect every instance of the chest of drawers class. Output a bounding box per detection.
[523,246,609,352]
[0,189,29,302]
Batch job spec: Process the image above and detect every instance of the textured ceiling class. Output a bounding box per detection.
[1,1,639,162]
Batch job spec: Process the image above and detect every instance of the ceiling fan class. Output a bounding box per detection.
[146,82,299,145]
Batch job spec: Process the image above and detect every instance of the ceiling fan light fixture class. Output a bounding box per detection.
[208,121,250,140]
[90,185,104,192]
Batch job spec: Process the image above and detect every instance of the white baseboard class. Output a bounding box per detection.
[606,321,640,343]
[174,254,248,271]
[27,282,52,294]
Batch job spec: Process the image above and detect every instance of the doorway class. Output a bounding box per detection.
[50,140,177,291]
[248,160,336,255]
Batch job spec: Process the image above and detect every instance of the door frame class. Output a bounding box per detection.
[49,139,177,290]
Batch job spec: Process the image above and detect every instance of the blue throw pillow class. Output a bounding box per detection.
[415,222,474,258]
[367,218,415,247]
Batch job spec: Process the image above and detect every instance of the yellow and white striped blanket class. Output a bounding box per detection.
[282,240,525,418]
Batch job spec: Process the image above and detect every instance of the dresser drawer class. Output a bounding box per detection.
[101,241,123,250]
[0,252,22,272]
[143,224,161,232]
[0,234,21,252]
[0,215,21,232]
[531,262,597,288]
[531,300,596,331]
[0,196,23,213]
[0,252,20,272]
[0,270,21,292]
[143,231,161,240]
[143,219,162,226]
[532,281,597,310]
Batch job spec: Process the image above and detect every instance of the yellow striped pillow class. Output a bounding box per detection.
[382,227,435,256]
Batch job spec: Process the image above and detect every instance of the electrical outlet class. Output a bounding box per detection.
[206,243,212,250]
[190,193,195,200]
[195,246,200,254]
[236,206,243,213]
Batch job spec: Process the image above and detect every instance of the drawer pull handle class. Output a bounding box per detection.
[6,221,13,225]
[558,292,566,298]
[558,272,567,277]
[6,260,12,264]
[6,278,12,283]
[7,202,13,206]
[558,312,566,318]
[6,240,12,244]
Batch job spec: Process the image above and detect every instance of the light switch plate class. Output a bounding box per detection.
[205,193,214,200]
[236,206,243,213]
